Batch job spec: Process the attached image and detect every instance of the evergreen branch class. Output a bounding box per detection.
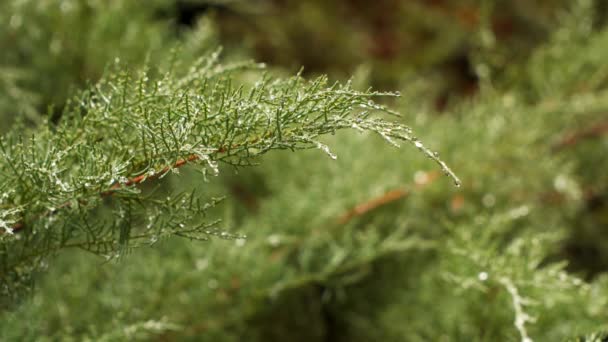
[569,332,608,342]
[266,236,436,298]
[180,236,436,337]
[94,317,181,342]
[7,153,202,234]
[277,170,443,247]
[101,154,203,195]
[0,53,459,303]
[499,277,535,342]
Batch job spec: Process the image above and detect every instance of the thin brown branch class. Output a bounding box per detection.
[553,119,608,151]
[8,152,211,234]
[337,170,440,225]
[100,153,201,196]
[7,132,269,235]
[337,189,409,224]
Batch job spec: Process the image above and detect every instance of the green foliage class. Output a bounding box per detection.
[0,0,175,124]
[0,46,458,307]
[1,0,608,341]
[211,0,572,89]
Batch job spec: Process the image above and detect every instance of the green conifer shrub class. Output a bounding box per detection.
[1,0,608,341]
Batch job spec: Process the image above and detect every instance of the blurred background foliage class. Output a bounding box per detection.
[2,0,608,340]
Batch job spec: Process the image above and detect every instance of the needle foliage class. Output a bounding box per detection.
[1,0,608,341]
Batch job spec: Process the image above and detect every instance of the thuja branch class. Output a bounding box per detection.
[8,153,203,234]
[0,58,459,235]
[0,54,460,302]
[269,170,441,255]
[8,139,241,234]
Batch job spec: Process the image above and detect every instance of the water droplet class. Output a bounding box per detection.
[482,194,496,207]
[414,171,429,185]
[509,205,530,219]
[351,123,364,132]
[316,142,337,160]
[267,234,281,246]
[9,15,23,29]
[196,258,209,270]
[200,259,209,271]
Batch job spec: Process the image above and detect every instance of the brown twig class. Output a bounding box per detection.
[100,153,201,196]
[8,153,210,234]
[337,170,440,225]
[262,170,442,271]
[337,189,409,224]
[6,131,271,235]
[552,119,608,151]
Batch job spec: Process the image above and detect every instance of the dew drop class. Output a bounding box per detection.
[414,171,428,185]
[316,142,337,160]
[196,258,209,270]
[267,234,281,246]
[9,15,23,29]
[482,194,496,207]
